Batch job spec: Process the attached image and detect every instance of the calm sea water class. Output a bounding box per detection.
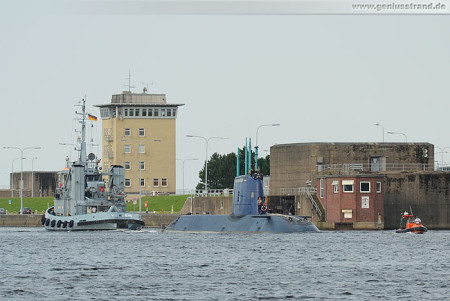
[0,227,448,300]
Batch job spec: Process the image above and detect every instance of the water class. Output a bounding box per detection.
[1,228,449,300]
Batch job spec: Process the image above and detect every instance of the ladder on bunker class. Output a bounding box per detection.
[306,189,322,221]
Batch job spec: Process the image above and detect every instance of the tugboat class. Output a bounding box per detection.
[396,211,427,234]
[42,99,144,231]
[164,141,319,233]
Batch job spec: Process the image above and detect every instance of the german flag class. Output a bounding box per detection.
[88,114,98,121]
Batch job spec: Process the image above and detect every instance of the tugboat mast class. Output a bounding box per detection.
[75,99,87,165]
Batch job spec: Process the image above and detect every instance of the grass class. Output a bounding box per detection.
[0,195,189,214]
[0,197,53,214]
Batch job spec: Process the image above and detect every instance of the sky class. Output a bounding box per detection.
[1,0,450,191]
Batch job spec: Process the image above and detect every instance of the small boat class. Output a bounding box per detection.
[42,99,144,231]
[395,211,427,234]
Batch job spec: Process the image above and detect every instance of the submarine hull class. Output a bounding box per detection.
[164,214,319,233]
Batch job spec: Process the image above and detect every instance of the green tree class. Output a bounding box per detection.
[195,150,270,190]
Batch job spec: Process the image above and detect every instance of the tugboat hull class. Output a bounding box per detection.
[42,207,144,231]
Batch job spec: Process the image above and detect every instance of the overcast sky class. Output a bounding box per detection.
[1,0,449,191]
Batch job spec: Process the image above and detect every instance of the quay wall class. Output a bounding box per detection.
[384,172,450,229]
[0,214,179,228]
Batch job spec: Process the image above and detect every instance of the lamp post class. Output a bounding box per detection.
[435,146,450,169]
[255,123,280,170]
[374,122,385,142]
[10,157,25,198]
[387,131,408,142]
[186,135,227,193]
[177,158,199,194]
[4,146,41,214]
[31,157,38,198]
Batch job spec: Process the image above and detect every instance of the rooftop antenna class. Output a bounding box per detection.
[125,70,135,92]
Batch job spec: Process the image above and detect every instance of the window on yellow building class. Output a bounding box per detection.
[153,178,159,187]
[162,178,167,187]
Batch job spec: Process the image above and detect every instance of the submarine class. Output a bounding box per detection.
[164,141,320,233]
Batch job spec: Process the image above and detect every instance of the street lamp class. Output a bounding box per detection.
[10,157,25,198]
[186,135,227,193]
[387,131,408,143]
[4,146,41,214]
[32,157,38,198]
[255,123,280,170]
[435,146,450,169]
[177,158,199,194]
[374,122,385,142]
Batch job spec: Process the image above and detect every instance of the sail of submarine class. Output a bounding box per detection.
[164,139,319,233]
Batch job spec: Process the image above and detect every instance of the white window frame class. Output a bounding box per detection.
[361,196,370,209]
[125,161,131,170]
[360,181,371,193]
[124,128,131,136]
[332,180,339,193]
[139,161,145,170]
[140,178,145,187]
[124,145,131,154]
[139,144,145,154]
[342,210,353,219]
[125,178,131,187]
[139,128,145,137]
[376,181,382,193]
[320,179,324,198]
[162,178,168,187]
[342,180,354,193]
[153,178,159,187]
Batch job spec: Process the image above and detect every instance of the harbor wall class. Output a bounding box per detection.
[0,214,42,226]
[384,172,450,229]
[0,214,179,228]
[180,196,233,215]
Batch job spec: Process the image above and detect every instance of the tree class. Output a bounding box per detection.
[195,150,270,190]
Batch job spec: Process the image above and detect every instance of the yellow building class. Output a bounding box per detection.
[95,91,184,195]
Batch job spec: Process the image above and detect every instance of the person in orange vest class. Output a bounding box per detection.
[260,202,267,214]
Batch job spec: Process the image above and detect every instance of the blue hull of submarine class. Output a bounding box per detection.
[164,175,319,233]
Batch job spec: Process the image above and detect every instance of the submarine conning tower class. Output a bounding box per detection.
[232,137,264,216]
[232,175,263,216]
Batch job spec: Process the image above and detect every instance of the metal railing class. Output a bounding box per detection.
[317,162,432,174]
[280,187,316,196]
[193,189,233,197]
[280,187,322,220]
[306,189,322,221]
